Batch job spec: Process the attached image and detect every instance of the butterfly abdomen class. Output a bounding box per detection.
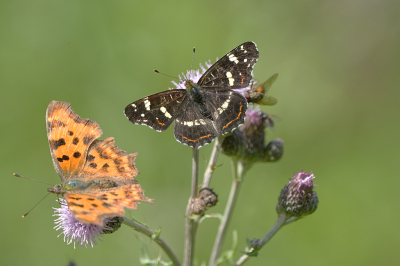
[87,179,119,189]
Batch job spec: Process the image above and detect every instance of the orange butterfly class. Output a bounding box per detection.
[46,101,153,226]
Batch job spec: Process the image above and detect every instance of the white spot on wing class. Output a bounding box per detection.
[144,99,151,111]
[141,113,145,117]
[160,106,172,118]
[221,99,230,109]
[184,121,194,127]
[228,53,239,64]
[217,98,231,114]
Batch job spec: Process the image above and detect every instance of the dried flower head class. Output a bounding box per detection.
[190,198,207,215]
[198,188,218,208]
[276,171,319,218]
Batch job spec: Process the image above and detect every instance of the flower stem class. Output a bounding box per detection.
[202,136,221,188]
[234,213,287,266]
[122,217,182,266]
[184,148,200,266]
[209,159,247,266]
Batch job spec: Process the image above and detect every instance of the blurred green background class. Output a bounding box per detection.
[1,0,399,265]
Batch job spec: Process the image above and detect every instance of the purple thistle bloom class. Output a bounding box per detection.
[171,60,250,95]
[53,198,111,248]
[276,170,319,218]
[221,104,283,163]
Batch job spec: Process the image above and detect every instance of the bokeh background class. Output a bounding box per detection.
[1,1,399,265]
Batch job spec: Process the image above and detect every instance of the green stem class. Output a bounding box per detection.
[234,213,287,266]
[209,160,247,266]
[202,136,222,188]
[122,217,181,266]
[183,148,199,266]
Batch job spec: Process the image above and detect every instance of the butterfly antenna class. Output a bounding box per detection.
[190,47,196,74]
[153,69,185,89]
[153,69,179,80]
[22,192,51,218]
[13,173,53,186]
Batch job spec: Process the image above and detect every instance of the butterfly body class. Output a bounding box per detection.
[125,42,259,149]
[48,178,120,194]
[46,101,152,226]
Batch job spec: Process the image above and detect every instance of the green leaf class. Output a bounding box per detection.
[198,213,223,223]
[215,230,238,265]
[151,227,162,240]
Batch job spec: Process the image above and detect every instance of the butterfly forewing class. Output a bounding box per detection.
[198,42,259,89]
[124,90,186,132]
[46,101,103,180]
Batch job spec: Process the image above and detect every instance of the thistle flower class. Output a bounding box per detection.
[171,60,212,90]
[171,60,250,95]
[220,104,283,163]
[276,171,319,218]
[53,199,119,248]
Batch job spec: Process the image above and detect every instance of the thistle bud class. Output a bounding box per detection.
[276,171,318,218]
[221,105,283,164]
[198,188,218,207]
[250,238,262,250]
[261,138,284,162]
[103,217,124,234]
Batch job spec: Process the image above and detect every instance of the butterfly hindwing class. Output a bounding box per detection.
[174,98,218,149]
[203,89,248,135]
[65,193,125,226]
[198,42,259,89]
[47,101,103,181]
[65,182,153,226]
[80,137,139,181]
[124,90,186,132]
[87,183,153,210]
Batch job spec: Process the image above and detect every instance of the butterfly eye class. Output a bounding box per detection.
[48,184,63,194]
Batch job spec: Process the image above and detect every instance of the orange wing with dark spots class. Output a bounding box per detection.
[46,101,153,226]
[65,184,152,226]
[65,193,125,226]
[46,101,102,181]
[80,137,139,181]
[87,184,153,210]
